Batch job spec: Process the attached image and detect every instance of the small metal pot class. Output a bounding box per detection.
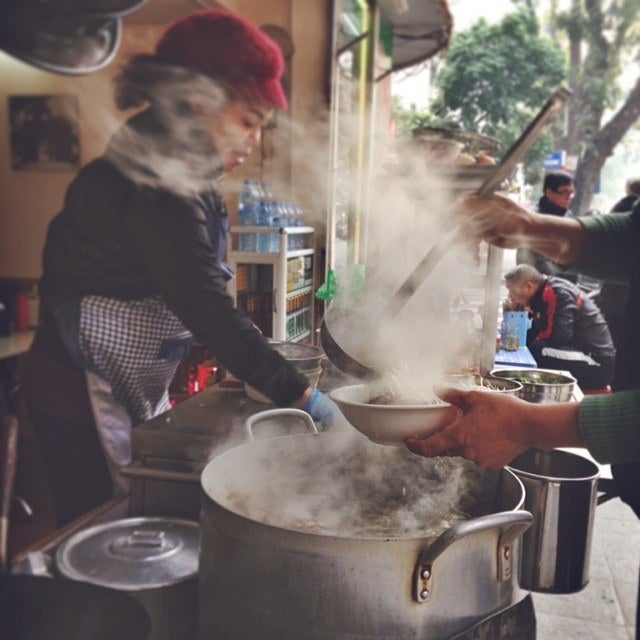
[507,448,599,593]
[56,517,199,640]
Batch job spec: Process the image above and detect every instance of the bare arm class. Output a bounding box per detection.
[459,193,586,265]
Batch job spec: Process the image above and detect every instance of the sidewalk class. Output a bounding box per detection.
[533,495,639,639]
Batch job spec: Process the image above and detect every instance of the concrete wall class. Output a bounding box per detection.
[0,1,330,279]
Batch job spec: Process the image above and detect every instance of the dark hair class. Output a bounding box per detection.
[543,170,574,193]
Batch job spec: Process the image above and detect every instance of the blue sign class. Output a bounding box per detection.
[543,150,566,169]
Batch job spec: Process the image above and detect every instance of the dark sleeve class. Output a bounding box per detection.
[122,188,309,406]
[568,212,638,282]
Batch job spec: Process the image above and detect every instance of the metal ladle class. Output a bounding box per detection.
[321,87,572,379]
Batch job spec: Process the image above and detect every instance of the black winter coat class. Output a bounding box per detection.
[32,112,308,407]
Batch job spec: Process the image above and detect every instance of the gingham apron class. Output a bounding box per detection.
[64,295,192,480]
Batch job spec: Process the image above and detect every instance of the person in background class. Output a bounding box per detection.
[611,177,640,213]
[598,177,640,543]
[598,177,640,350]
[516,170,577,281]
[405,191,640,637]
[22,8,337,527]
[503,263,615,391]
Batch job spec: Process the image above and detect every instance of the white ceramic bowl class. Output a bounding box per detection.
[329,383,458,447]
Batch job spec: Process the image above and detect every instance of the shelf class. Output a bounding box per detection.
[228,227,317,342]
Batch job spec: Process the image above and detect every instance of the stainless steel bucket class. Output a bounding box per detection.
[507,448,599,593]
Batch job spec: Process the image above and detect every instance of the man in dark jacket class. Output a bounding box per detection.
[516,170,577,280]
[503,263,615,390]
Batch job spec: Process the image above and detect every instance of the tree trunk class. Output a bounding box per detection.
[573,74,640,213]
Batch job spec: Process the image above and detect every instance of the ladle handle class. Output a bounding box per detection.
[0,415,18,574]
[384,86,572,318]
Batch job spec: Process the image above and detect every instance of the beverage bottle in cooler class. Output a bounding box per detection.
[293,203,304,249]
[284,202,295,250]
[269,201,284,252]
[256,199,273,252]
[237,179,258,251]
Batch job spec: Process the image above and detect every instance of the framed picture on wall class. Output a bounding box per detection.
[8,94,80,171]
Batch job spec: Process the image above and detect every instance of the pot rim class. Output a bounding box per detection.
[507,449,600,483]
[201,432,525,542]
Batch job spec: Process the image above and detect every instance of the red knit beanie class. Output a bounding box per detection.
[155,9,287,110]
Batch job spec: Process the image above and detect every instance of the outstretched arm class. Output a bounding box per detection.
[458,193,585,265]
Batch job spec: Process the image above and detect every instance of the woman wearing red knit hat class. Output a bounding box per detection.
[22,9,338,526]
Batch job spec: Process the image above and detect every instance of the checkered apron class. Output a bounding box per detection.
[78,294,192,426]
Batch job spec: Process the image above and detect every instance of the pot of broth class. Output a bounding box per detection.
[198,412,532,640]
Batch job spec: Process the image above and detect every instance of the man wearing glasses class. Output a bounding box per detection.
[517,170,577,280]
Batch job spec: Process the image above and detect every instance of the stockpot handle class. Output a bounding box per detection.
[245,408,318,441]
[413,510,533,603]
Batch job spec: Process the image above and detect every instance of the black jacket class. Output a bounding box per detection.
[527,276,615,366]
[33,111,308,407]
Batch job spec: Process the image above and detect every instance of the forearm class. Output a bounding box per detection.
[521,401,583,449]
[520,213,585,266]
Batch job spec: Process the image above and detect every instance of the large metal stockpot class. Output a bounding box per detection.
[198,427,532,640]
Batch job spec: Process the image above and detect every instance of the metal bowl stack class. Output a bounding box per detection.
[490,368,576,403]
[439,374,523,395]
[245,341,325,403]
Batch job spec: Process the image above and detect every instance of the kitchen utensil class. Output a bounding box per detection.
[56,517,199,640]
[266,339,325,371]
[198,428,531,640]
[321,87,572,379]
[0,4,121,75]
[507,448,599,593]
[490,368,577,403]
[329,383,458,446]
[0,415,151,640]
[438,373,523,394]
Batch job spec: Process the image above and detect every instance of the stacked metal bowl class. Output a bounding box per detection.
[490,369,576,403]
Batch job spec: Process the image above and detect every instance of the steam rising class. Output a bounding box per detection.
[204,431,489,539]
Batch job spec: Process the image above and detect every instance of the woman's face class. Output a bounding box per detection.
[193,98,273,172]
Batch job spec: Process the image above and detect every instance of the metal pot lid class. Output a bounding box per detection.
[0,4,121,75]
[56,518,199,591]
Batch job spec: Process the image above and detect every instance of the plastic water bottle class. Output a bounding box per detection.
[256,199,273,252]
[293,203,304,249]
[237,179,257,251]
[270,201,284,252]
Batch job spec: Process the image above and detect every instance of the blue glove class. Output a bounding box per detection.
[301,388,339,427]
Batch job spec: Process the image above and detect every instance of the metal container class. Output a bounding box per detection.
[56,517,199,640]
[440,374,523,395]
[490,368,576,403]
[507,448,599,593]
[198,428,532,640]
[267,340,325,372]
